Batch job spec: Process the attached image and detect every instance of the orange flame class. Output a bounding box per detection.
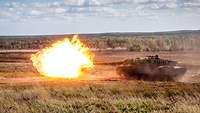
[31,35,94,78]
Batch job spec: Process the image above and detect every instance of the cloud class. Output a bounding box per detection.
[64,0,133,6]
[180,0,200,8]
[0,0,200,22]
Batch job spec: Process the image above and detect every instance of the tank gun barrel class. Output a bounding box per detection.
[94,61,124,65]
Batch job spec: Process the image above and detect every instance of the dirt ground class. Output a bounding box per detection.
[94,51,200,83]
[0,50,200,83]
[0,50,200,113]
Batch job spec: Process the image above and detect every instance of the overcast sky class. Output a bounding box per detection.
[0,0,200,35]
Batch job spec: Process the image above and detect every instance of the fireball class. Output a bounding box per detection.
[31,35,94,78]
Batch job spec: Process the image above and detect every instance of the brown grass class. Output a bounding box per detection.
[0,81,200,113]
[0,51,200,112]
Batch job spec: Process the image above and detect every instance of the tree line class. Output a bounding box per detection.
[0,35,200,51]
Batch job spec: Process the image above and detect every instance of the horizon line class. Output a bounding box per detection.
[0,29,199,37]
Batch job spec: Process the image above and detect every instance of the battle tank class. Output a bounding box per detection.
[116,55,187,81]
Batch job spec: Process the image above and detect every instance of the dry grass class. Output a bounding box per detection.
[0,51,200,112]
[0,81,200,113]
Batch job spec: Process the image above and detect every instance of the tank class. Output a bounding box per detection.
[116,55,187,81]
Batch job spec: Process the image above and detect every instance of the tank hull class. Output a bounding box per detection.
[116,65,187,81]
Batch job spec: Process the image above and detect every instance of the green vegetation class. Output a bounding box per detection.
[1,32,200,51]
[90,37,200,51]
[0,81,200,113]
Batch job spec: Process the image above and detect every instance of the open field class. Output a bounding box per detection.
[0,50,200,82]
[1,0,200,111]
[0,50,199,112]
[1,80,200,113]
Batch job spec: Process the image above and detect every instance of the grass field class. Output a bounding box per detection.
[1,80,200,113]
[0,50,200,113]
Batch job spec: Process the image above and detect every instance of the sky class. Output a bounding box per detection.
[0,0,200,35]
